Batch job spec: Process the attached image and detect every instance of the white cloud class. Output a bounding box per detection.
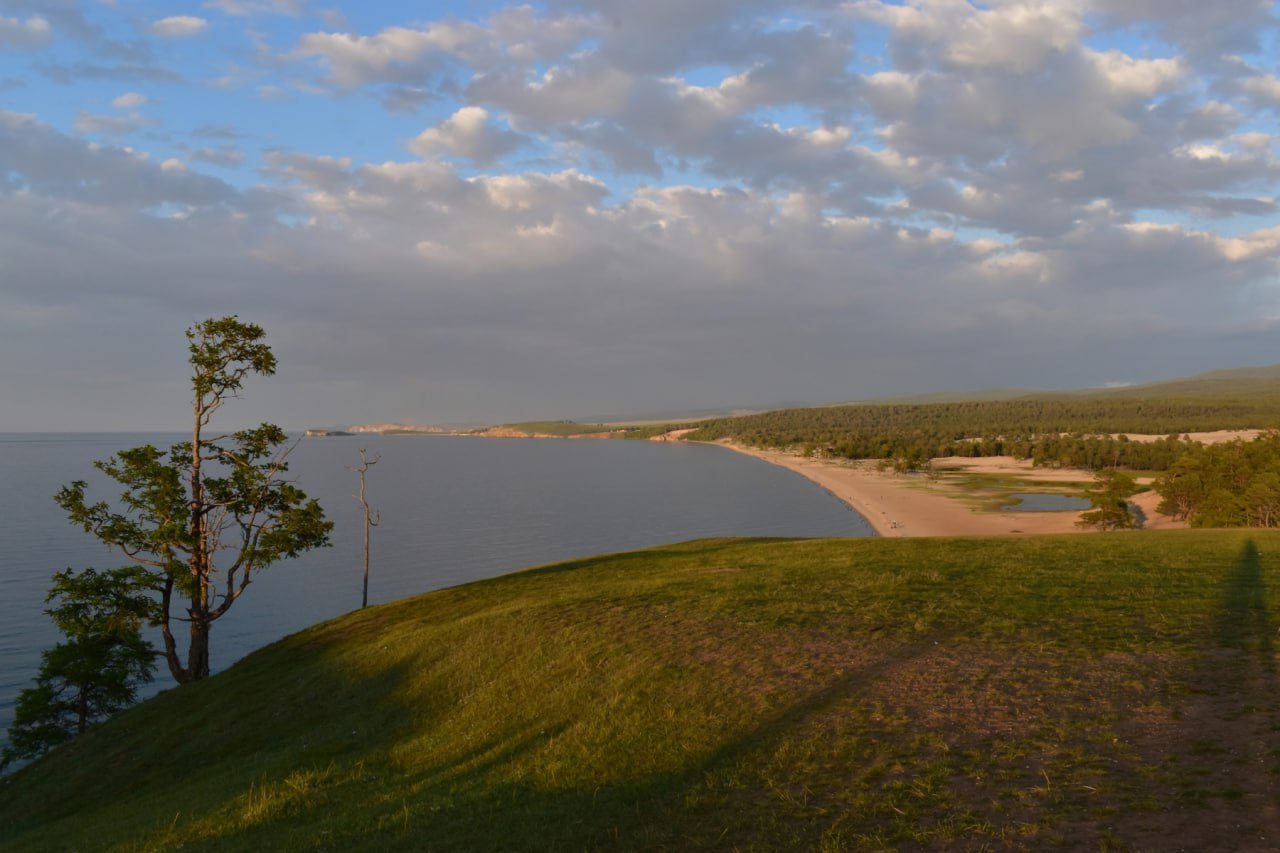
[488,6,597,64]
[5,108,1280,426]
[204,0,305,16]
[1,110,242,209]
[848,0,1083,73]
[257,84,291,101]
[1087,0,1278,60]
[295,22,498,87]
[1235,132,1273,151]
[1216,224,1280,262]
[72,111,156,135]
[0,14,51,48]
[862,70,920,114]
[272,0,1266,238]
[112,92,149,109]
[470,63,636,124]
[1176,143,1230,162]
[409,106,527,165]
[150,16,209,38]
[1240,74,1280,107]
[1086,50,1183,99]
[941,2,1082,73]
[189,145,245,167]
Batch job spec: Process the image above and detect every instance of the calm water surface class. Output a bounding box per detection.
[0,433,872,745]
[1001,492,1092,512]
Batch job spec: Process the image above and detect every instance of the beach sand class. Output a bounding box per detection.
[716,442,1186,538]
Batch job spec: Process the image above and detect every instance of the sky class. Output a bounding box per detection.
[1,0,1279,430]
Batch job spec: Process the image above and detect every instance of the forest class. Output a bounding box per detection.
[686,396,1280,471]
[1153,434,1280,528]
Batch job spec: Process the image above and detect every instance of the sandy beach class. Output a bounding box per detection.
[716,442,1185,538]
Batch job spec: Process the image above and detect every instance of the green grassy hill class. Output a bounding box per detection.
[3,532,1280,850]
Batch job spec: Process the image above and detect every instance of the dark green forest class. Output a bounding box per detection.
[1154,434,1280,528]
[687,396,1280,471]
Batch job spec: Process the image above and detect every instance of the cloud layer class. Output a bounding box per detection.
[0,1,1278,429]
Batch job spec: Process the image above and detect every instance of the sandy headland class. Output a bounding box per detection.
[715,441,1182,538]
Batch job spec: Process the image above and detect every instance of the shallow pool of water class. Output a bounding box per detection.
[1001,492,1092,512]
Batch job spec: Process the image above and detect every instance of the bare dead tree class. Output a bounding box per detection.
[349,449,381,608]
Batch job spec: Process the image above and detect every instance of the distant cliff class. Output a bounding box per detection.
[347,424,454,434]
[345,420,691,440]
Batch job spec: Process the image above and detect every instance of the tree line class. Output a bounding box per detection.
[1153,434,1280,528]
[688,397,1280,471]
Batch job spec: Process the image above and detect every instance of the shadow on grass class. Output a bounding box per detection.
[149,637,945,850]
[1128,539,1280,845]
[1213,540,1274,663]
[0,647,422,847]
[281,636,953,852]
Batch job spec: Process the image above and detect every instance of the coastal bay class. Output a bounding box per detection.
[715,440,1185,537]
[0,433,871,750]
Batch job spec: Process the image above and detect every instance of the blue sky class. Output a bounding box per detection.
[1,0,1279,429]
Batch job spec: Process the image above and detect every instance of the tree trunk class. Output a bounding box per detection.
[76,689,89,735]
[187,617,211,681]
[158,578,190,683]
[362,510,370,609]
[186,392,210,682]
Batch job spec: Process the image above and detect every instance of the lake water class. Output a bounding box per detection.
[0,433,872,749]
[1001,492,1092,512]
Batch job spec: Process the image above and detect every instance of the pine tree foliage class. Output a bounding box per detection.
[689,397,1280,471]
[2,568,155,769]
[1076,470,1137,531]
[53,317,332,685]
[1154,433,1280,527]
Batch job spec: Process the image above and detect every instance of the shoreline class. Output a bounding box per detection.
[712,442,1120,538]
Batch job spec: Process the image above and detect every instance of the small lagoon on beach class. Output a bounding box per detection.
[1001,492,1092,512]
[0,432,872,750]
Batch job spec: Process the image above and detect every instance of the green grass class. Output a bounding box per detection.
[4,532,1280,850]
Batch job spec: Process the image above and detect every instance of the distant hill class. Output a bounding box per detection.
[1083,364,1280,400]
[850,387,1048,405]
[599,364,1280,421]
[342,365,1280,435]
[856,364,1280,406]
[686,363,1280,469]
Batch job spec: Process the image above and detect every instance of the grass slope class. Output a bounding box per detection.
[4,532,1280,850]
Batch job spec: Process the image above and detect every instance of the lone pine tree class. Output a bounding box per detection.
[55,317,332,684]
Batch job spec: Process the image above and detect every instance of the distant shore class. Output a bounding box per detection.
[714,441,1183,537]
